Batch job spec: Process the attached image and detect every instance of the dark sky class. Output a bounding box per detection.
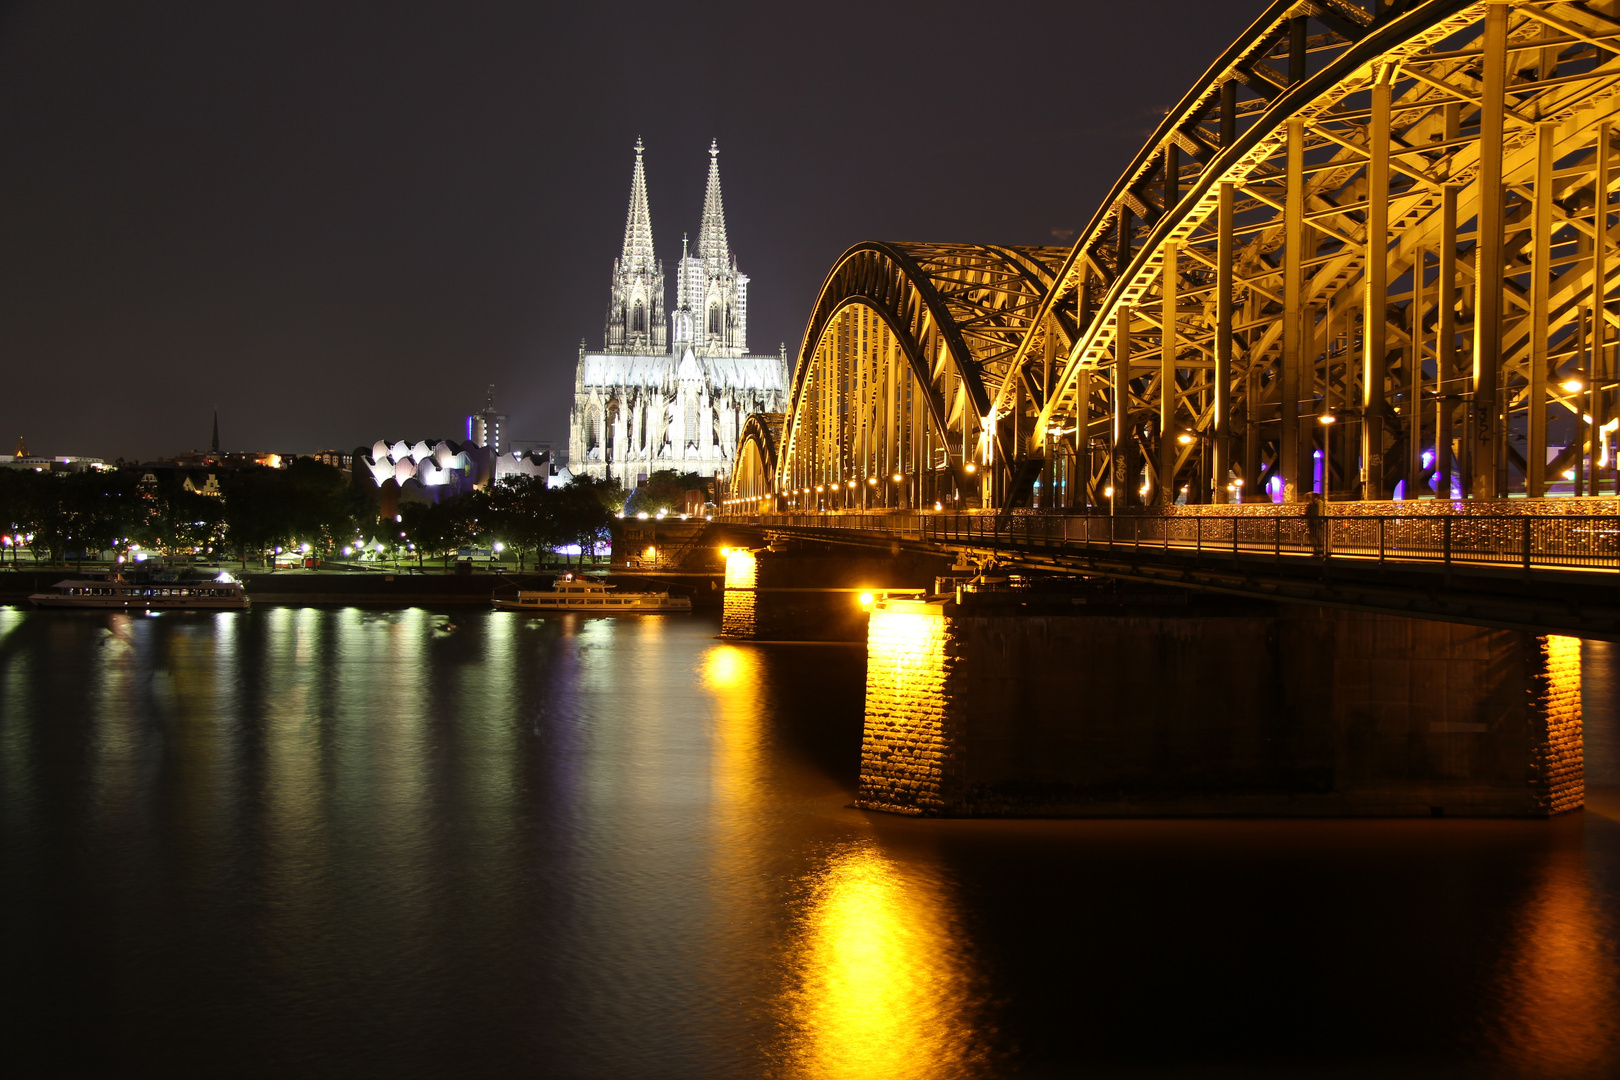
[0,0,1257,462]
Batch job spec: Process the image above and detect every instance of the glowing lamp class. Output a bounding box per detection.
[858,592,875,609]
[891,473,902,482]
[847,480,856,488]
[867,477,877,485]
[1319,414,1336,424]
[964,462,977,474]
[1103,486,1114,497]
[1563,379,1585,393]
[1177,434,1193,444]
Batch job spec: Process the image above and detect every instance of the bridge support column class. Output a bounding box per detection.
[1471,0,1508,498]
[1362,69,1392,500]
[1213,182,1234,503]
[858,597,1582,818]
[1112,304,1134,510]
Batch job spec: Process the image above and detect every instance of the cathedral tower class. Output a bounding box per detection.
[569,138,785,485]
[605,139,667,354]
[672,140,749,358]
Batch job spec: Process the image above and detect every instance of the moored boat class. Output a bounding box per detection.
[492,574,691,614]
[29,568,250,610]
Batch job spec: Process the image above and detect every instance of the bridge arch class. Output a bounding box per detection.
[1031,0,1620,507]
[750,0,1620,513]
[730,412,783,509]
[776,242,1068,510]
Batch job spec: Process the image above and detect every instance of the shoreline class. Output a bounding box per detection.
[0,567,724,608]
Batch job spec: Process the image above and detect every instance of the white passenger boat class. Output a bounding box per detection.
[29,569,250,610]
[492,574,692,613]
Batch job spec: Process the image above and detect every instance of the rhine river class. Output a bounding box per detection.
[1,604,1618,1079]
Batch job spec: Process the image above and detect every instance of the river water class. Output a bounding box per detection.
[1,605,1617,1079]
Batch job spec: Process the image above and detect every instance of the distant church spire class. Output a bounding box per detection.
[605,138,667,353]
[696,140,730,263]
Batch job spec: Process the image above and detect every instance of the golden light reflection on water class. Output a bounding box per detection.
[703,644,766,808]
[1492,851,1620,1074]
[782,841,990,1080]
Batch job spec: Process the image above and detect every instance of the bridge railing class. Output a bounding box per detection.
[728,510,1620,574]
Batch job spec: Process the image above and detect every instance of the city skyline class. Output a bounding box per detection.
[0,1,1252,461]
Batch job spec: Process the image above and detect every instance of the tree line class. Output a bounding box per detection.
[0,460,624,568]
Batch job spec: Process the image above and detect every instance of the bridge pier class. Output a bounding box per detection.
[859,592,1583,817]
[720,543,947,641]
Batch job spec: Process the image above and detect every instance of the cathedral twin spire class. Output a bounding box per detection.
[605,138,748,358]
[695,140,730,264]
[620,137,656,272]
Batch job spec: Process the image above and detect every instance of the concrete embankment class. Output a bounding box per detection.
[0,568,722,608]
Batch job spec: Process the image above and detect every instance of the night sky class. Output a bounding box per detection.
[0,1,1256,463]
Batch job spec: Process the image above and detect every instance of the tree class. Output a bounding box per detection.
[54,471,143,567]
[144,475,225,555]
[399,497,473,568]
[555,475,623,567]
[0,468,57,564]
[220,459,356,567]
[624,470,708,516]
[485,474,559,570]
[220,468,296,566]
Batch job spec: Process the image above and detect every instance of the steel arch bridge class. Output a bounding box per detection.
[728,0,1620,516]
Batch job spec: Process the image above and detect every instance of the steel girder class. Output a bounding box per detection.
[731,412,783,506]
[1038,0,1620,508]
[773,242,1067,509]
[762,0,1620,511]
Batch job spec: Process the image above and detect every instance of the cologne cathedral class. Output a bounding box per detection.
[567,139,790,484]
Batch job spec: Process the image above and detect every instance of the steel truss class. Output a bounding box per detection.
[748,0,1620,513]
[753,242,1068,514]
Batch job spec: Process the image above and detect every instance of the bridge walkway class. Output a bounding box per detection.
[718,510,1620,640]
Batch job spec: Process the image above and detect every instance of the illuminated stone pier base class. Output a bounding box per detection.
[721,545,946,641]
[859,597,1583,818]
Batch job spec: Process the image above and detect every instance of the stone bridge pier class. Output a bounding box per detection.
[859,590,1583,818]
[721,541,948,642]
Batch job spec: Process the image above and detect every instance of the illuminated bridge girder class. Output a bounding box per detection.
[757,242,1068,513]
[745,0,1620,513]
[1043,0,1620,509]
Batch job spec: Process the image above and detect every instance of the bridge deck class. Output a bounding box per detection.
[719,510,1620,639]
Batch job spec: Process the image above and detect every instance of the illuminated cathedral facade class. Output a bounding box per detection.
[568,139,789,485]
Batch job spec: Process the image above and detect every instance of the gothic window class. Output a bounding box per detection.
[685,400,698,446]
[632,300,645,334]
[585,405,601,451]
[708,303,720,335]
